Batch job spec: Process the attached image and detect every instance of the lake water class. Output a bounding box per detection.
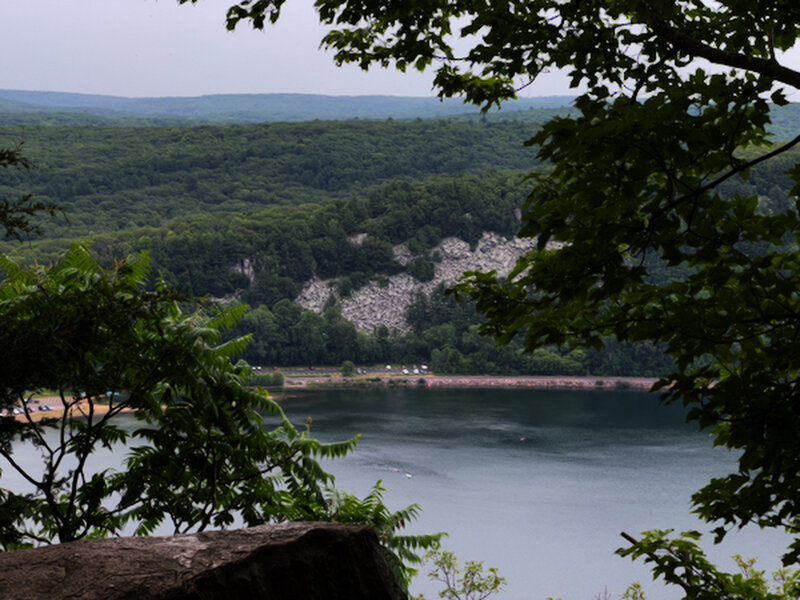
[2,387,790,599]
[279,387,789,600]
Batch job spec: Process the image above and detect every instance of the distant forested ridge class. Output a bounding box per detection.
[3,93,799,377]
[3,89,800,136]
[0,89,573,123]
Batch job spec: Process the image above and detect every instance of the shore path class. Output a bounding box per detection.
[282,374,659,391]
[10,375,659,422]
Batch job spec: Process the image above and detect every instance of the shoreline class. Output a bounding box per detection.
[9,375,659,421]
[281,374,659,392]
[7,398,124,422]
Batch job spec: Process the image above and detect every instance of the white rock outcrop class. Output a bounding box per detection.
[296,232,534,333]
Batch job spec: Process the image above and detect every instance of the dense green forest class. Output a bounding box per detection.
[2,99,799,377]
[0,119,541,241]
[231,287,675,377]
[111,172,524,294]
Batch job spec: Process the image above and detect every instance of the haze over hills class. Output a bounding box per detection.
[2,90,800,138]
[0,89,575,124]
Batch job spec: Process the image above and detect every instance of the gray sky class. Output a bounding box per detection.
[4,2,797,101]
[0,0,576,99]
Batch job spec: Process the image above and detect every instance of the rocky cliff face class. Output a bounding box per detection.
[0,522,406,600]
[296,232,534,332]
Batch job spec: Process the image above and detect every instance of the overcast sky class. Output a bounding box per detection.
[0,0,577,99]
[4,2,798,101]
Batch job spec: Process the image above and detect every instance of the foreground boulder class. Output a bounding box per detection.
[0,522,407,600]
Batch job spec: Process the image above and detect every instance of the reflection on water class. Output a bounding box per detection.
[280,387,788,600]
[1,387,788,599]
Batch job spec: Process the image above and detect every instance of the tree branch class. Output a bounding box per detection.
[649,131,800,229]
[650,19,800,89]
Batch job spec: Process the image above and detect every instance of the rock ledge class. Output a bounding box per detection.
[0,522,406,600]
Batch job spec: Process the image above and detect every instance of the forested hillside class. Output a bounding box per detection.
[90,171,528,296]
[2,97,799,377]
[0,119,540,240]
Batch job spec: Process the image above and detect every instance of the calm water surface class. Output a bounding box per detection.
[3,387,788,599]
[280,387,788,600]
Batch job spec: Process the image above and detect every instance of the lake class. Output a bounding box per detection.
[2,386,789,599]
[279,386,789,600]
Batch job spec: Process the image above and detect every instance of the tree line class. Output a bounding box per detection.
[227,284,674,377]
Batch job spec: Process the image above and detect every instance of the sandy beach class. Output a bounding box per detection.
[7,398,122,422]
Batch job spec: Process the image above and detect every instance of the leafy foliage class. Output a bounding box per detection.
[248,370,285,387]
[0,245,337,544]
[301,482,443,589]
[0,141,59,240]
[413,544,506,600]
[439,10,800,573]
[0,245,436,579]
[618,530,800,600]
